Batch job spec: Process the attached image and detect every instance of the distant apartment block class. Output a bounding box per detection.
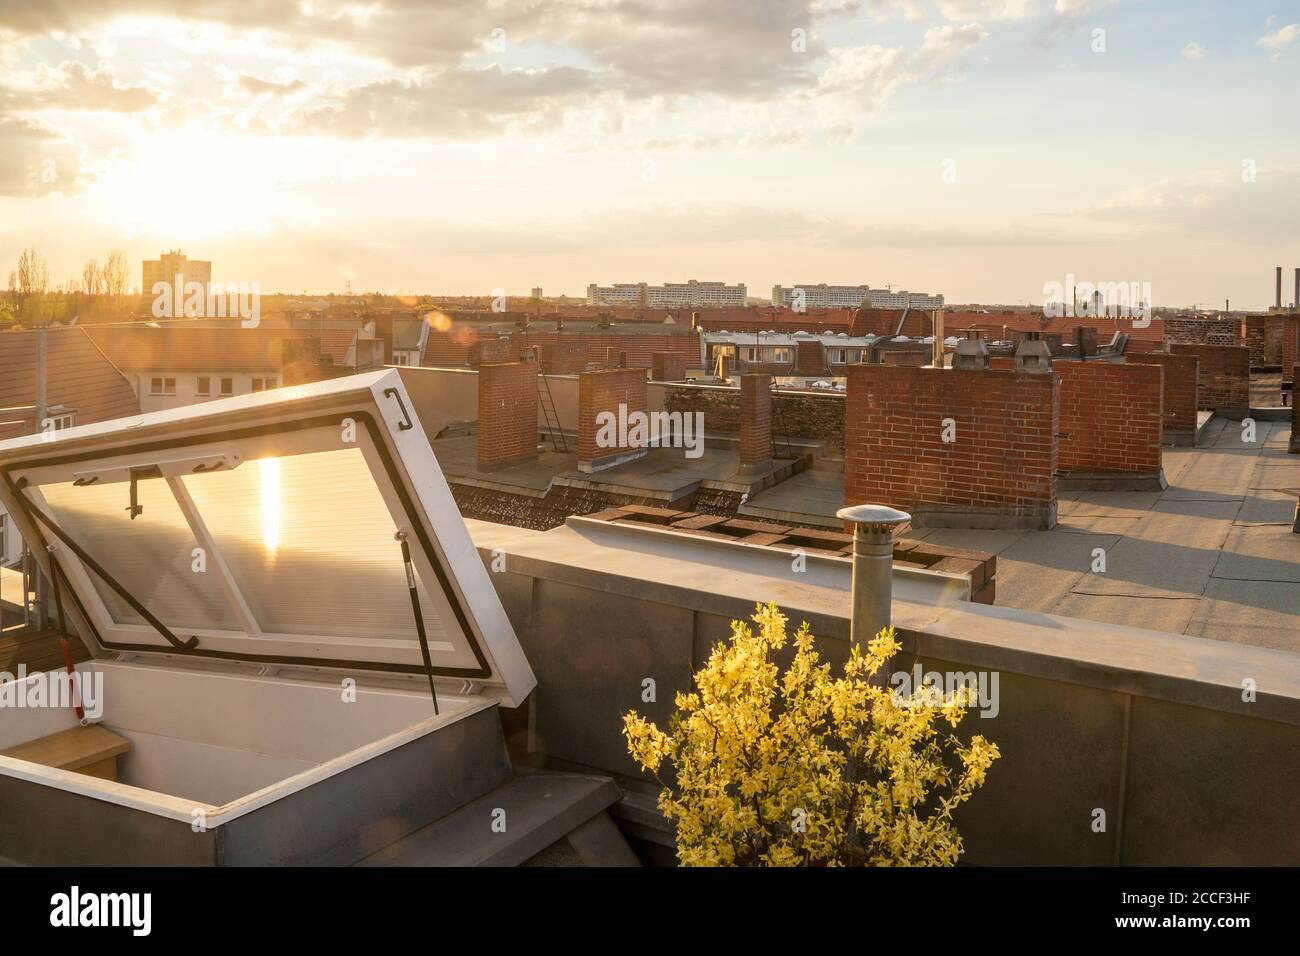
[771,283,943,310]
[142,250,211,294]
[587,280,747,309]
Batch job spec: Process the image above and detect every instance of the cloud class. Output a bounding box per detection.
[1257,23,1299,57]
[1180,42,1204,61]
[816,20,988,117]
[639,129,810,152]
[1034,0,1116,47]
[286,64,599,139]
[916,22,990,71]
[0,115,86,196]
[520,0,831,101]
[1052,0,1111,14]
[1069,166,1300,244]
[0,60,162,113]
[236,73,306,98]
[935,0,1036,21]
[0,59,154,194]
[0,2,1001,168]
[861,0,928,20]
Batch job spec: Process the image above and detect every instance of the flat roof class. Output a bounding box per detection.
[745,415,1300,652]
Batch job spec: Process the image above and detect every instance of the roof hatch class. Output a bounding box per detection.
[0,370,535,706]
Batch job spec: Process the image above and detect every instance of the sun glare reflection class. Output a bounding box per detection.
[260,458,281,554]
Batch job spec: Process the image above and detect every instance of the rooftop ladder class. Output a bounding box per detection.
[538,372,569,453]
[769,382,797,461]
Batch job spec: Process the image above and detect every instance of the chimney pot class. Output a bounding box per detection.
[836,504,911,646]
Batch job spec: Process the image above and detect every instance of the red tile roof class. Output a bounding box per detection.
[0,327,140,441]
[84,327,290,372]
[315,328,359,365]
[943,310,1166,349]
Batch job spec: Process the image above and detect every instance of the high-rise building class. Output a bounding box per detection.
[587,280,747,308]
[142,250,212,295]
[771,283,943,310]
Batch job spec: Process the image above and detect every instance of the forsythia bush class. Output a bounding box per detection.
[623,602,999,866]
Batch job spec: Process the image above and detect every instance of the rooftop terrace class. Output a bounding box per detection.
[746,415,1300,650]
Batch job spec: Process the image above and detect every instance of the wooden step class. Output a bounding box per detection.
[356,771,638,867]
[0,724,130,782]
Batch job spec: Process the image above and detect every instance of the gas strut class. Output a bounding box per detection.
[47,551,88,725]
[396,530,439,714]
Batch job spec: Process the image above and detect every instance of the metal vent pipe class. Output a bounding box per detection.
[837,504,911,647]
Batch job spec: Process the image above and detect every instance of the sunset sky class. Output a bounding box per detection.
[2,0,1298,307]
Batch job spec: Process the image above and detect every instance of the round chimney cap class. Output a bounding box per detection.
[836,504,911,526]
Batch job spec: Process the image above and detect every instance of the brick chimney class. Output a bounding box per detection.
[468,337,511,368]
[477,362,539,471]
[740,374,773,473]
[881,347,928,367]
[541,338,586,375]
[578,367,648,473]
[651,351,689,381]
[795,339,824,375]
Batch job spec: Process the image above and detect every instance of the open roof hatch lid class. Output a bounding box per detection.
[0,369,535,707]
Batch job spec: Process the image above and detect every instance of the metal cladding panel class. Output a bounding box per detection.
[0,773,218,866]
[218,704,512,865]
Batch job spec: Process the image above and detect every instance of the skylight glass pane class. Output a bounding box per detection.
[39,478,242,630]
[180,447,449,645]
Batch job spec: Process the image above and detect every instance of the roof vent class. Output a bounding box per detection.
[951,329,990,371]
[1014,330,1052,372]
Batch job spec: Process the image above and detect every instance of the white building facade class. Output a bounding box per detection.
[771,284,944,310]
[587,280,747,308]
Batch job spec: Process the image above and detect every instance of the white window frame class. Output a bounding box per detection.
[15,424,465,670]
[220,377,234,396]
[149,377,176,396]
[196,376,211,396]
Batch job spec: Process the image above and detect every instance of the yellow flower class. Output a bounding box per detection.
[622,603,1000,867]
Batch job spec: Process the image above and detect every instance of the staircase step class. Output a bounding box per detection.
[1,724,130,781]
[356,771,634,867]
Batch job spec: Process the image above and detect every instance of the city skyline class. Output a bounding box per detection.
[1,1,1299,308]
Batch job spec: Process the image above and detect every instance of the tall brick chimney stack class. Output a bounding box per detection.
[740,374,773,473]
[577,367,648,472]
[1278,266,1284,309]
[477,362,539,471]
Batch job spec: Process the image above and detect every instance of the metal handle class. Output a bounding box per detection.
[383,388,414,431]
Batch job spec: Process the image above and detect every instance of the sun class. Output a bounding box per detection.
[87,128,282,241]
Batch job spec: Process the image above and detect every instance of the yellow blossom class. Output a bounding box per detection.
[622,602,1000,866]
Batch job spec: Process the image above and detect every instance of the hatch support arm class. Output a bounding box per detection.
[15,488,199,651]
[396,531,439,714]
